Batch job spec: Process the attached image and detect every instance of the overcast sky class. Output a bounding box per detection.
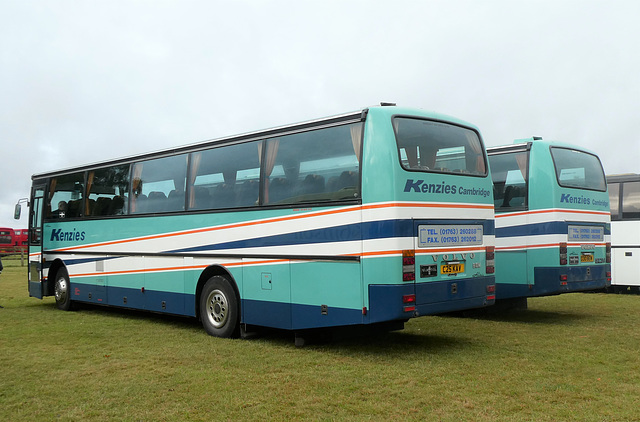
[2,0,639,228]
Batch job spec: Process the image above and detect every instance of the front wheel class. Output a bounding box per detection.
[54,268,73,311]
[199,276,239,338]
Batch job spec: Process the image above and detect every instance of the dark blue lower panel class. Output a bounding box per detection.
[368,276,495,323]
[242,299,365,331]
[496,265,611,299]
[69,281,193,316]
[68,277,497,332]
[242,299,293,330]
[29,281,44,299]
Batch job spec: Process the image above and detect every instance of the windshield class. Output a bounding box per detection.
[393,117,486,176]
[550,147,606,191]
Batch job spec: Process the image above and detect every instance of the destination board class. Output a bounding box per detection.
[418,224,483,248]
[568,225,604,243]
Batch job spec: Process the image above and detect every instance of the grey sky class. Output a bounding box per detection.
[2,0,639,228]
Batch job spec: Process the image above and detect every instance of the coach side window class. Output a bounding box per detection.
[622,181,640,220]
[487,151,528,210]
[608,182,620,220]
[262,123,362,205]
[188,142,261,210]
[46,172,85,219]
[131,155,188,214]
[86,165,130,217]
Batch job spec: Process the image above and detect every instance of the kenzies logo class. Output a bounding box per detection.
[404,179,491,198]
[560,193,608,208]
[560,193,591,205]
[50,228,85,242]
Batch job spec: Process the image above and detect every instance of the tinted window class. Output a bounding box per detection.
[550,147,606,191]
[87,165,130,216]
[488,151,528,210]
[47,172,85,219]
[608,182,620,220]
[131,155,188,214]
[262,122,362,205]
[0,229,10,245]
[394,118,486,175]
[188,142,261,210]
[622,181,640,219]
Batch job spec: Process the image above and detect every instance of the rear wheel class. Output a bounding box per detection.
[199,276,239,338]
[54,268,73,311]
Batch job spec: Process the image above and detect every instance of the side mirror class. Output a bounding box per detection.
[14,203,21,220]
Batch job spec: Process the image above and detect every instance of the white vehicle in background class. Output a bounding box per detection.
[607,174,640,293]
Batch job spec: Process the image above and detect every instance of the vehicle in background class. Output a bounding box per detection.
[0,227,28,254]
[606,173,640,293]
[487,138,611,308]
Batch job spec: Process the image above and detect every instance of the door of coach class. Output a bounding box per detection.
[28,183,45,299]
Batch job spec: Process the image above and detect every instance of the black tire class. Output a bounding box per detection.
[199,276,239,338]
[53,268,73,311]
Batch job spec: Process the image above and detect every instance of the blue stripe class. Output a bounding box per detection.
[497,222,567,238]
[170,219,494,254]
[54,256,119,267]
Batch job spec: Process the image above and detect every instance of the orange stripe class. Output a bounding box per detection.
[416,246,486,254]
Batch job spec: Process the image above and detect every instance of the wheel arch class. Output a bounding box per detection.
[46,258,67,297]
[195,264,240,321]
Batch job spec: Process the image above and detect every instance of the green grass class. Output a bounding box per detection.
[1,260,639,421]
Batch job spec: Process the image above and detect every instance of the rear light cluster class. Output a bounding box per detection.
[403,294,416,313]
[559,242,568,265]
[485,246,495,274]
[402,250,415,282]
[606,242,611,263]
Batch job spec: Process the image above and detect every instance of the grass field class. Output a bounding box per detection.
[1,258,639,421]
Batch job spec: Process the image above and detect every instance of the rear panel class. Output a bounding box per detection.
[490,140,611,299]
[361,107,495,322]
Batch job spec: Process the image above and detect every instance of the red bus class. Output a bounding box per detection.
[14,229,28,251]
[0,227,28,253]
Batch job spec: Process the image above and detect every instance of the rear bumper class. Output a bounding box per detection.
[368,276,495,323]
[496,265,611,299]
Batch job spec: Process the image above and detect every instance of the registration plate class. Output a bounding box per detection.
[441,263,464,274]
[580,253,594,263]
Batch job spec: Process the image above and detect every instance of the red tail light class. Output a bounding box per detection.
[402,250,415,282]
[402,250,415,266]
[485,246,495,274]
[485,246,495,260]
[560,242,568,265]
